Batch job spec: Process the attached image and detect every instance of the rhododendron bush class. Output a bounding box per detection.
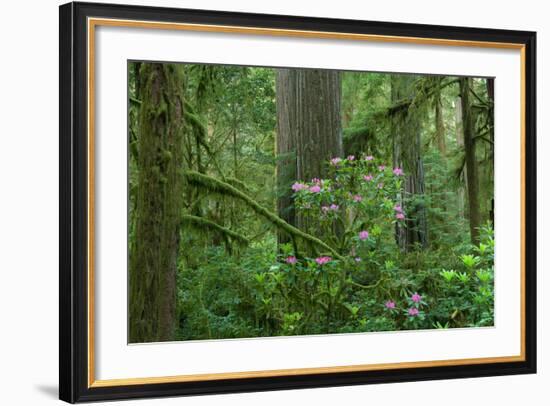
[177,155,494,340]
[292,154,405,255]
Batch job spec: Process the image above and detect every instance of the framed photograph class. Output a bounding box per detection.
[59,1,536,403]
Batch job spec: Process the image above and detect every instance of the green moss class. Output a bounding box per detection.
[184,171,343,260]
[182,214,249,246]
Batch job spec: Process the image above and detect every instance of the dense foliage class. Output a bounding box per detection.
[128,62,494,343]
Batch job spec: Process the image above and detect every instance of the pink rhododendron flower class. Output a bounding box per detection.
[393,167,404,176]
[365,155,374,161]
[378,165,386,171]
[286,256,297,264]
[359,230,369,240]
[330,157,342,166]
[363,174,373,182]
[309,185,321,193]
[329,204,339,211]
[394,204,403,212]
[315,256,332,265]
[347,155,355,161]
[353,195,362,202]
[395,212,405,220]
[292,182,307,192]
[385,300,396,309]
[411,293,422,303]
[311,178,322,185]
[408,307,419,316]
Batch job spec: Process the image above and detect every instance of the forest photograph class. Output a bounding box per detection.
[128,61,495,344]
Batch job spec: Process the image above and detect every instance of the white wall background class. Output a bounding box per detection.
[0,0,546,404]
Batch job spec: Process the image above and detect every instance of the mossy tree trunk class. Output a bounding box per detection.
[391,74,428,250]
[129,63,186,343]
[275,68,343,242]
[486,78,495,225]
[455,95,466,219]
[460,77,481,244]
[434,82,446,156]
[275,69,298,245]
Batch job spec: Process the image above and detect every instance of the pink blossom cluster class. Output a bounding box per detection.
[408,307,419,316]
[291,182,307,192]
[358,230,369,241]
[315,256,332,265]
[309,185,321,193]
[392,167,404,176]
[311,178,322,185]
[394,204,405,220]
[285,256,297,264]
[321,204,339,213]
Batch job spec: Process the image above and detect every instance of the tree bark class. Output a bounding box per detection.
[455,96,466,219]
[460,77,481,244]
[275,69,297,244]
[294,69,343,183]
[391,74,428,250]
[129,63,186,343]
[275,68,343,240]
[486,78,495,225]
[434,83,446,155]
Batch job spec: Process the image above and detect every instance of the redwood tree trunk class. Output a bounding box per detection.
[275,68,343,239]
[460,77,481,244]
[129,63,186,343]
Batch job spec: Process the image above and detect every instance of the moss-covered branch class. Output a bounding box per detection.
[225,176,255,194]
[182,214,249,246]
[183,100,226,180]
[184,171,343,259]
[387,78,459,117]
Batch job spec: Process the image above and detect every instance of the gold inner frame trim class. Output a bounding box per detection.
[87,17,527,388]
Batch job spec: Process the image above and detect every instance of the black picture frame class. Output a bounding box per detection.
[59,1,537,403]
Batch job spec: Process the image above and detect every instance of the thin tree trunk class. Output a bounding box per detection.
[275,69,297,245]
[455,96,466,219]
[435,83,446,155]
[460,77,481,244]
[392,74,428,250]
[129,63,186,343]
[486,78,495,225]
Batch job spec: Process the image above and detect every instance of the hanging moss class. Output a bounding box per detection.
[184,171,343,260]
